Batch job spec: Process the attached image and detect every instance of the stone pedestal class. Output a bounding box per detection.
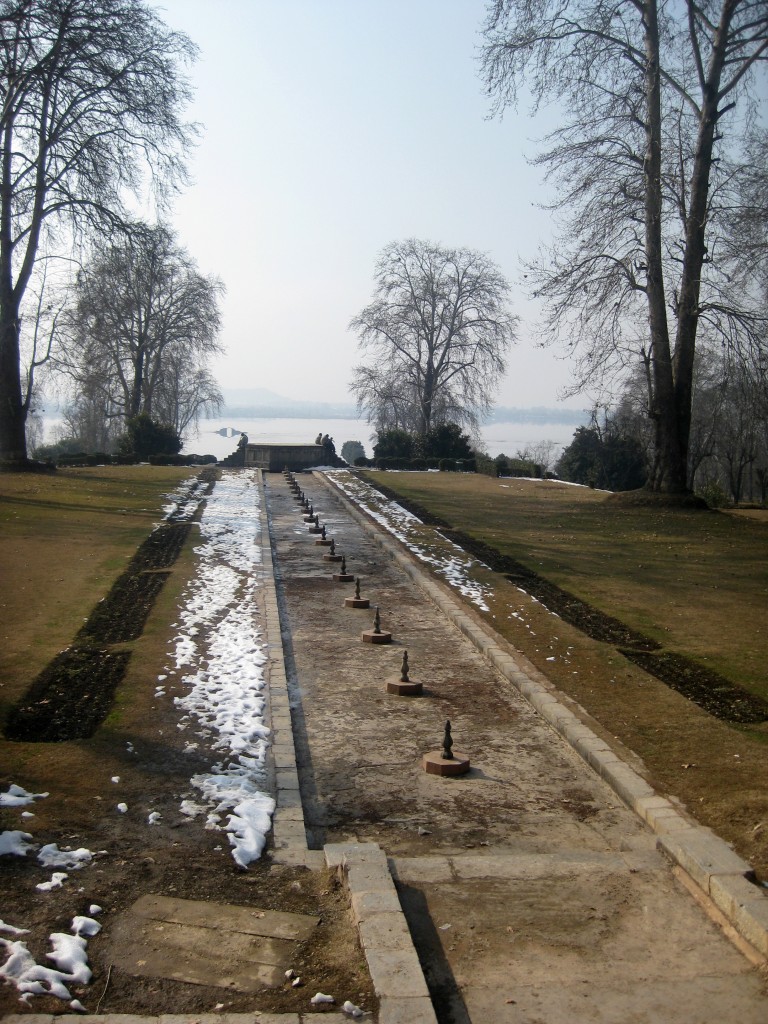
[422,751,470,776]
[308,524,323,534]
[387,679,423,696]
[315,537,333,546]
[362,629,392,644]
[323,552,342,562]
[345,596,370,608]
[333,571,355,582]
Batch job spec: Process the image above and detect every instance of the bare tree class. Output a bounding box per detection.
[57,223,223,441]
[0,0,196,463]
[481,0,768,494]
[350,238,518,437]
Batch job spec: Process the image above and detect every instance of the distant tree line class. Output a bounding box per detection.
[554,348,768,504]
[0,0,213,467]
[36,223,224,462]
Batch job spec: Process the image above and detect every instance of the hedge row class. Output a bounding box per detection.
[354,456,477,472]
[475,456,544,478]
[56,452,217,467]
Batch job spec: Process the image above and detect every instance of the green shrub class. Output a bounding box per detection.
[697,480,729,508]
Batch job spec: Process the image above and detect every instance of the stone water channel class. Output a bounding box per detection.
[265,470,768,1024]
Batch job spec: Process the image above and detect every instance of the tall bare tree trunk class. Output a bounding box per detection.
[643,0,686,492]
[0,312,27,462]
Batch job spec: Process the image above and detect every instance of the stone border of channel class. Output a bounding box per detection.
[316,470,768,964]
[258,471,439,1024]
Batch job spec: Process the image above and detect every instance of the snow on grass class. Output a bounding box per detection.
[0,831,35,856]
[171,470,274,867]
[0,917,100,1006]
[37,845,95,870]
[36,873,68,892]
[0,475,219,1010]
[325,470,492,612]
[0,784,49,806]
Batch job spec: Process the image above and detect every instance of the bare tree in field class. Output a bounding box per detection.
[350,239,518,437]
[481,0,768,494]
[0,0,196,464]
[58,223,224,440]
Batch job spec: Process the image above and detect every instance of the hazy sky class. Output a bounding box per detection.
[153,0,585,410]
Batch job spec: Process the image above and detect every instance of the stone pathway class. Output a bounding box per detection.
[266,470,768,1024]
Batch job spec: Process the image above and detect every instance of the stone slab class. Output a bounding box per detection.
[364,948,432,1000]
[386,679,423,696]
[358,913,413,951]
[128,894,319,941]
[362,629,392,644]
[658,828,752,894]
[351,888,404,921]
[107,916,289,992]
[377,996,439,1024]
[709,874,768,957]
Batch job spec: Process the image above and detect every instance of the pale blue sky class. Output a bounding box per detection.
[153,0,583,409]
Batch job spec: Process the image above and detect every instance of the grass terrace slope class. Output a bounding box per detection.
[358,470,768,878]
[0,465,196,717]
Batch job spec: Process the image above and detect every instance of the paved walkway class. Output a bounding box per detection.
[265,470,768,1024]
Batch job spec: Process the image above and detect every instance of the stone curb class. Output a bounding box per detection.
[256,472,324,871]
[0,1015,333,1023]
[325,844,438,1024]
[317,471,768,963]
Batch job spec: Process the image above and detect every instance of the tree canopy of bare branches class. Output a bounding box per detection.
[58,223,223,441]
[349,238,518,437]
[0,0,197,463]
[481,0,768,493]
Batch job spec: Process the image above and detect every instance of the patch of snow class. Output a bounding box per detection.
[37,845,93,870]
[0,918,95,1004]
[326,471,493,612]
[71,917,100,937]
[0,831,36,856]
[0,785,48,807]
[0,921,29,937]
[171,471,274,866]
[36,873,68,892]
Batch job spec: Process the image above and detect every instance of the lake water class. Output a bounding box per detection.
[184,415,582,462]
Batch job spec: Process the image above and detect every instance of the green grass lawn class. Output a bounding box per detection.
[0,465,196,712]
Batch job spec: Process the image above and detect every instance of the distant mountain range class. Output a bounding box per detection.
[220,388,588,425]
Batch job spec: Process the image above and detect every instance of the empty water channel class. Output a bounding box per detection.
[264,469,768,1024]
